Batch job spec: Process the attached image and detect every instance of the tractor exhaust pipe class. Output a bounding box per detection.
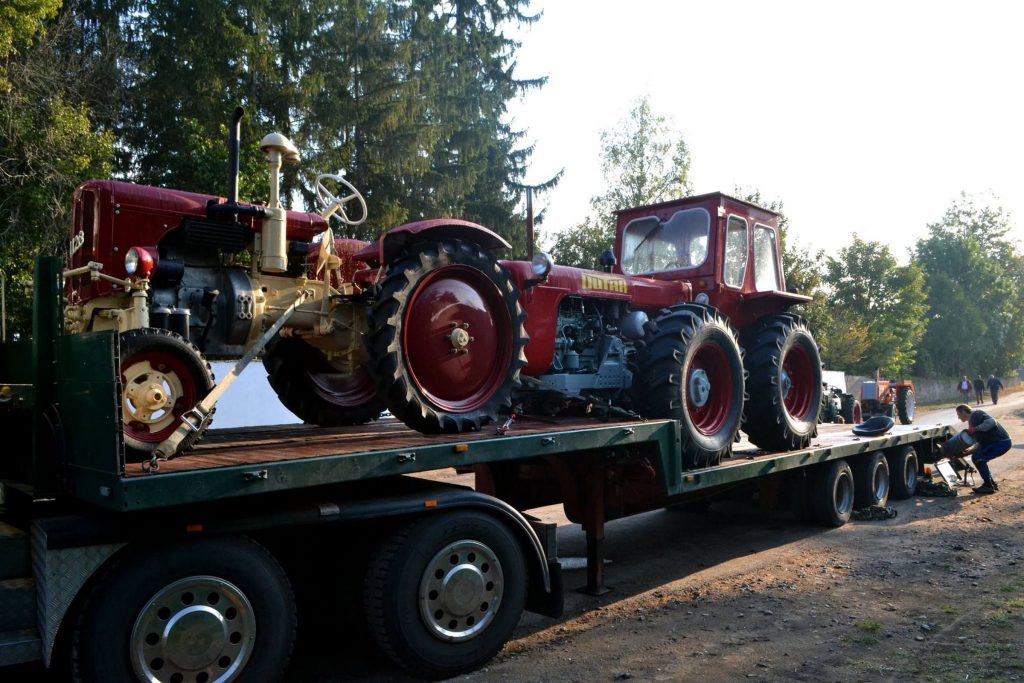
[228,106,244,205]
[526,187,535,259]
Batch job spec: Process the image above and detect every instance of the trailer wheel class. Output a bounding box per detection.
[364,511,527,679]
[264,336,383,426]
[811,459,854,527]
[120,328,215,455]
[368,239,527,433]
[887,445,918,499]
[896,386,916,424]
[72,537,295,683]
[852,451,890,508]
[634,304,745,467]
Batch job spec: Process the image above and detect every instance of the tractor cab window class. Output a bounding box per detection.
[723,215,748,288]
[621,208,710,275]
[753,224,781,291]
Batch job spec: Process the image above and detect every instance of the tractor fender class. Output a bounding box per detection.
[353,219,511,266]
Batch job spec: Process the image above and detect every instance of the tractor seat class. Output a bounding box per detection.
[851,415,895,437]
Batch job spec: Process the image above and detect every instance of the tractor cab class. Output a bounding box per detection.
[614,193,809,330]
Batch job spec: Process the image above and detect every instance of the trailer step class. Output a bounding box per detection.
[0,578,36,631]
[0,628,42,667]
[0,522,31,581]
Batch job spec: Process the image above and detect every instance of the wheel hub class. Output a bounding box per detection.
[131,576,255,683]
[419,540,503,642]
[689,369,711,408]
[447,324,473,353]
[780,368,793,401]
[123,360,182,426]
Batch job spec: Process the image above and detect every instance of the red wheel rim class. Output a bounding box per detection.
[782,342,816,420]
[121,350,199,444]
[687,341,734,435]
[403,265,514,412]
[310,366,377,407]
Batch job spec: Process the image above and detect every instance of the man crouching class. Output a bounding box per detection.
[955,403,1012,494]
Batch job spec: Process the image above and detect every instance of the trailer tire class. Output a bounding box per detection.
[887,445,918,499]
[896,386,916,424]
[364,511,527,679]
[741,315,823,451]
[811,459,854,527]
[71,537,295,683]
[368,239,528,433]
[264,335,383,426]
[635,304,745,467]
[852,451,890,508]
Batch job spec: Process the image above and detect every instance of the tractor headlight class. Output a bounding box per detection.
[125,247,156,278]
[531,251,554,278]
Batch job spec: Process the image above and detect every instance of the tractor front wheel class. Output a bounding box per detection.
[634,304,745,467]
[742,315,823,451]
[264,336,383,427]
[368,239,527,433]
[119,328,214,455]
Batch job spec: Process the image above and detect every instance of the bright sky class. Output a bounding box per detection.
[508,0,1024,260]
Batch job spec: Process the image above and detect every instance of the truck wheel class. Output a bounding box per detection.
[811,459,854,527]
[264,336,383,426]
[72,537,296,683]
[364,511,527,679]
[887,445,918,499]
[852,451,890,508]
[840,396,862,424]
[896,386,916,424]
[368,239,527,433]
[634,304,745,467]
[120,328,215,455]
[742,315,823,451]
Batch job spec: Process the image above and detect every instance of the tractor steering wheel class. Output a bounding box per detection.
[315,173,368,226]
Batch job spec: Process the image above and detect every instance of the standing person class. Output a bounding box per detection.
[987,374,1004,405]
[955,404,1012,494]
[973,374,985,405]
[959,376,972,403]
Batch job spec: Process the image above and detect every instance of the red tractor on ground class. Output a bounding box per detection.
[860,378,916,425]
[62,109,823,465]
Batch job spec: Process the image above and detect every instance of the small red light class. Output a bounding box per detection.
[126,246,158,278]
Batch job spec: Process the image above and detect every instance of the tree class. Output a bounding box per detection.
[914,195,1024,376]
[551,96,692,268]
[823,235,927,376]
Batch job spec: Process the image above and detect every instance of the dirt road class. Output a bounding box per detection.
[290,393,1024,682]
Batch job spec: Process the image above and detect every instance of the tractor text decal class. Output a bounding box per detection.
[581,273,628,293]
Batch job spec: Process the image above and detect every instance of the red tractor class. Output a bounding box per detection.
[860,378,916,425]
[63,109,823,464]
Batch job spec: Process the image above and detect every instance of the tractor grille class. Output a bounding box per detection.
[182,219,248,253]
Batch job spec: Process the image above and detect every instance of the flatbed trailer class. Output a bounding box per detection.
[0,259,956,681]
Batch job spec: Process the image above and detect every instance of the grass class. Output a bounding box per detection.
[853,619,882,632]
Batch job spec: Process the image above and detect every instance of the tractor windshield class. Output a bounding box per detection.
[621,208,710,274]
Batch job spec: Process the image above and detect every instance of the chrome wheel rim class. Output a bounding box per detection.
[131,575,255,683]
[418,540,503,642]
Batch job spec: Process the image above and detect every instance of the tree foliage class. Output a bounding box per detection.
[551,96,692,268]
[913,195,1024,376]
[823,235,927,376]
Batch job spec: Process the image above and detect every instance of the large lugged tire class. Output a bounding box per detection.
[119,328,215,455]
[264,336,383,426]
[72,537,296,683]
[741,315,823,450]
[840,395,862,425]
[368,239,528,433]
[634,304,745,468]
[896,386,916,424]
[811,459,855,527]
[364,511,527,679]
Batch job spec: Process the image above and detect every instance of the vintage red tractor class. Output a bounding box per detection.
[860,378,916,425]
[62,109,823,464]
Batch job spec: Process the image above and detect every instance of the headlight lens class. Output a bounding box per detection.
[531,251,554,278]
[125,247,155,277]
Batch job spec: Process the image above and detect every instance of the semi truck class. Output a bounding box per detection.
[0,257,954,681]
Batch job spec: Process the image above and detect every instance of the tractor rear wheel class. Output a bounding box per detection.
[840,395,862,425]
[896,386,916,424]
[264,336,383,426]
[742,315,823,450]
[119,328,214,455]
[634,304,745,467]
[368,239,527,433]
